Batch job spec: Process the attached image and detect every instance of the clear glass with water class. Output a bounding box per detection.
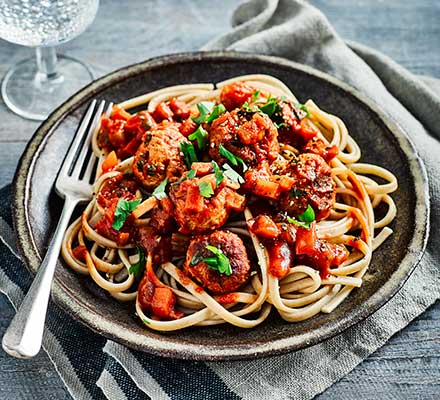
[0,0,99,120]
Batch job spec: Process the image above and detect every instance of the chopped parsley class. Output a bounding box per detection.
[188,125,208,150]
[287,205,316,229]
[192,102,226,124]
[219,144,248,171]
[112,198,141,230]
[296,103,310,118]
[190,245,232,276]
[251,90,260,102]
[180,141,198,168]
[222,163,244,184]
[206,104,226,123]
[259,96,278,117]
[211,161,224,186]
[199,181,214,198]
[152,178,168,200]
[129,245,146,281]
[186,168,197,179]
[192,101,214,124]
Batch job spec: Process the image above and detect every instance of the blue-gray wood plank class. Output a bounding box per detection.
[0,0,438,399]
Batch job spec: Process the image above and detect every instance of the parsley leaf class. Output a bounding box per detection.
[219,144,248,171]
[112,198,141,230]
[206,104,226,123]
[129,245,145,281]
[274,122,288,130]
[180,141,198,168]
[192,101,215,124]
[186,168,197,179]
[259,96,278,117]
[298,204,315,223]
[188,125,208,150]
[296,103,310,118]
[241,101,259,113]
[152,178,168,200]
[287,205,316,229]
[204,245,232,275]
[222,163,244,184]
[251,90,260,102]
[211,161,224,186]
[199,181,214,198]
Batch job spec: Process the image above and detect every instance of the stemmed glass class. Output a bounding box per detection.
[0,0,99,121]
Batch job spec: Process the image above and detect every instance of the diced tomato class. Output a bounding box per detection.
[169,98,190,119]
[267,241,292,279]
[299,118,318,142]
[185,184,204,212]
[248,215,280,239]
[295,223,317,256]
[72,245,87,262]
[179,117,198,137]
[237,113,266,145]
[220,81,255,111]
[152,102,174,122]
[302,138,339,162]
[101,151,118,173]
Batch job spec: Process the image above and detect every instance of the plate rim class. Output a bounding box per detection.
[12,51,430,361]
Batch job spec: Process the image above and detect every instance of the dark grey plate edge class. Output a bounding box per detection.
[12,51,430,361]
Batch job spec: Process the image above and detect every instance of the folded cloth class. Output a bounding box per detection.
[1,1,439,399]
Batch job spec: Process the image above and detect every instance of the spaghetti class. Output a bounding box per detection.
[61,74,398,331]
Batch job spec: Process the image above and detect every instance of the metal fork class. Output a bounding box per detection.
[2,100,106,359]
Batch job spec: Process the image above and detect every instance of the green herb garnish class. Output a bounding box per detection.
[251,90,260,102]
[290,188,306,199]
[211,161,224,186]
[219,144,248,171]
[186,168,197,179]
[259,96,278,117]
[296,103,310,118]
[152,178,168,200]
[188,125,208,150]
[206,104,226,123]
[222,163,244,184]
[287,205,316,229]
[199,181,214,198]
[129,245,145,281]
[112,198,141,230]
[192,102,214,124]
[191,245,232,276]
[180,141,198,168]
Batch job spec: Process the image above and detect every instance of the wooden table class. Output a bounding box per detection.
[1,0,439,398]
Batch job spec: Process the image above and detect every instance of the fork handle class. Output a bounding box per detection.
[2,197,79,358]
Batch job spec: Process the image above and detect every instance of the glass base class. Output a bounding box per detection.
[1,55,94,121]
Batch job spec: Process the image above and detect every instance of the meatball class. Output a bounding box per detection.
[184,230,251,294]
[220,81,256,111]
[278,153,335,221]
[133,121,188,191]
[97,174,139,208]
[169,174,246,234]
[209,109,279,167]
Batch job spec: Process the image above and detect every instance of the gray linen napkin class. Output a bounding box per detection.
[195,0,440,398]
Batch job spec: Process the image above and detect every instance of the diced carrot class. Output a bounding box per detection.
[271,175,295,191]
[101,151,118,173]
[225,190,246,211]
[151,287,176,319]
[248,215,279,239]
[254,178,280,200]
[185,184,204,212]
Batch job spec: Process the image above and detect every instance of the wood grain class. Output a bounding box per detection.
[0,0,439,399]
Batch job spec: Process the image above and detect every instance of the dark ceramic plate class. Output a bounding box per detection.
[13,52,429,361]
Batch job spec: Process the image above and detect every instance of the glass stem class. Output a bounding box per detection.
[36,46,58,79]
